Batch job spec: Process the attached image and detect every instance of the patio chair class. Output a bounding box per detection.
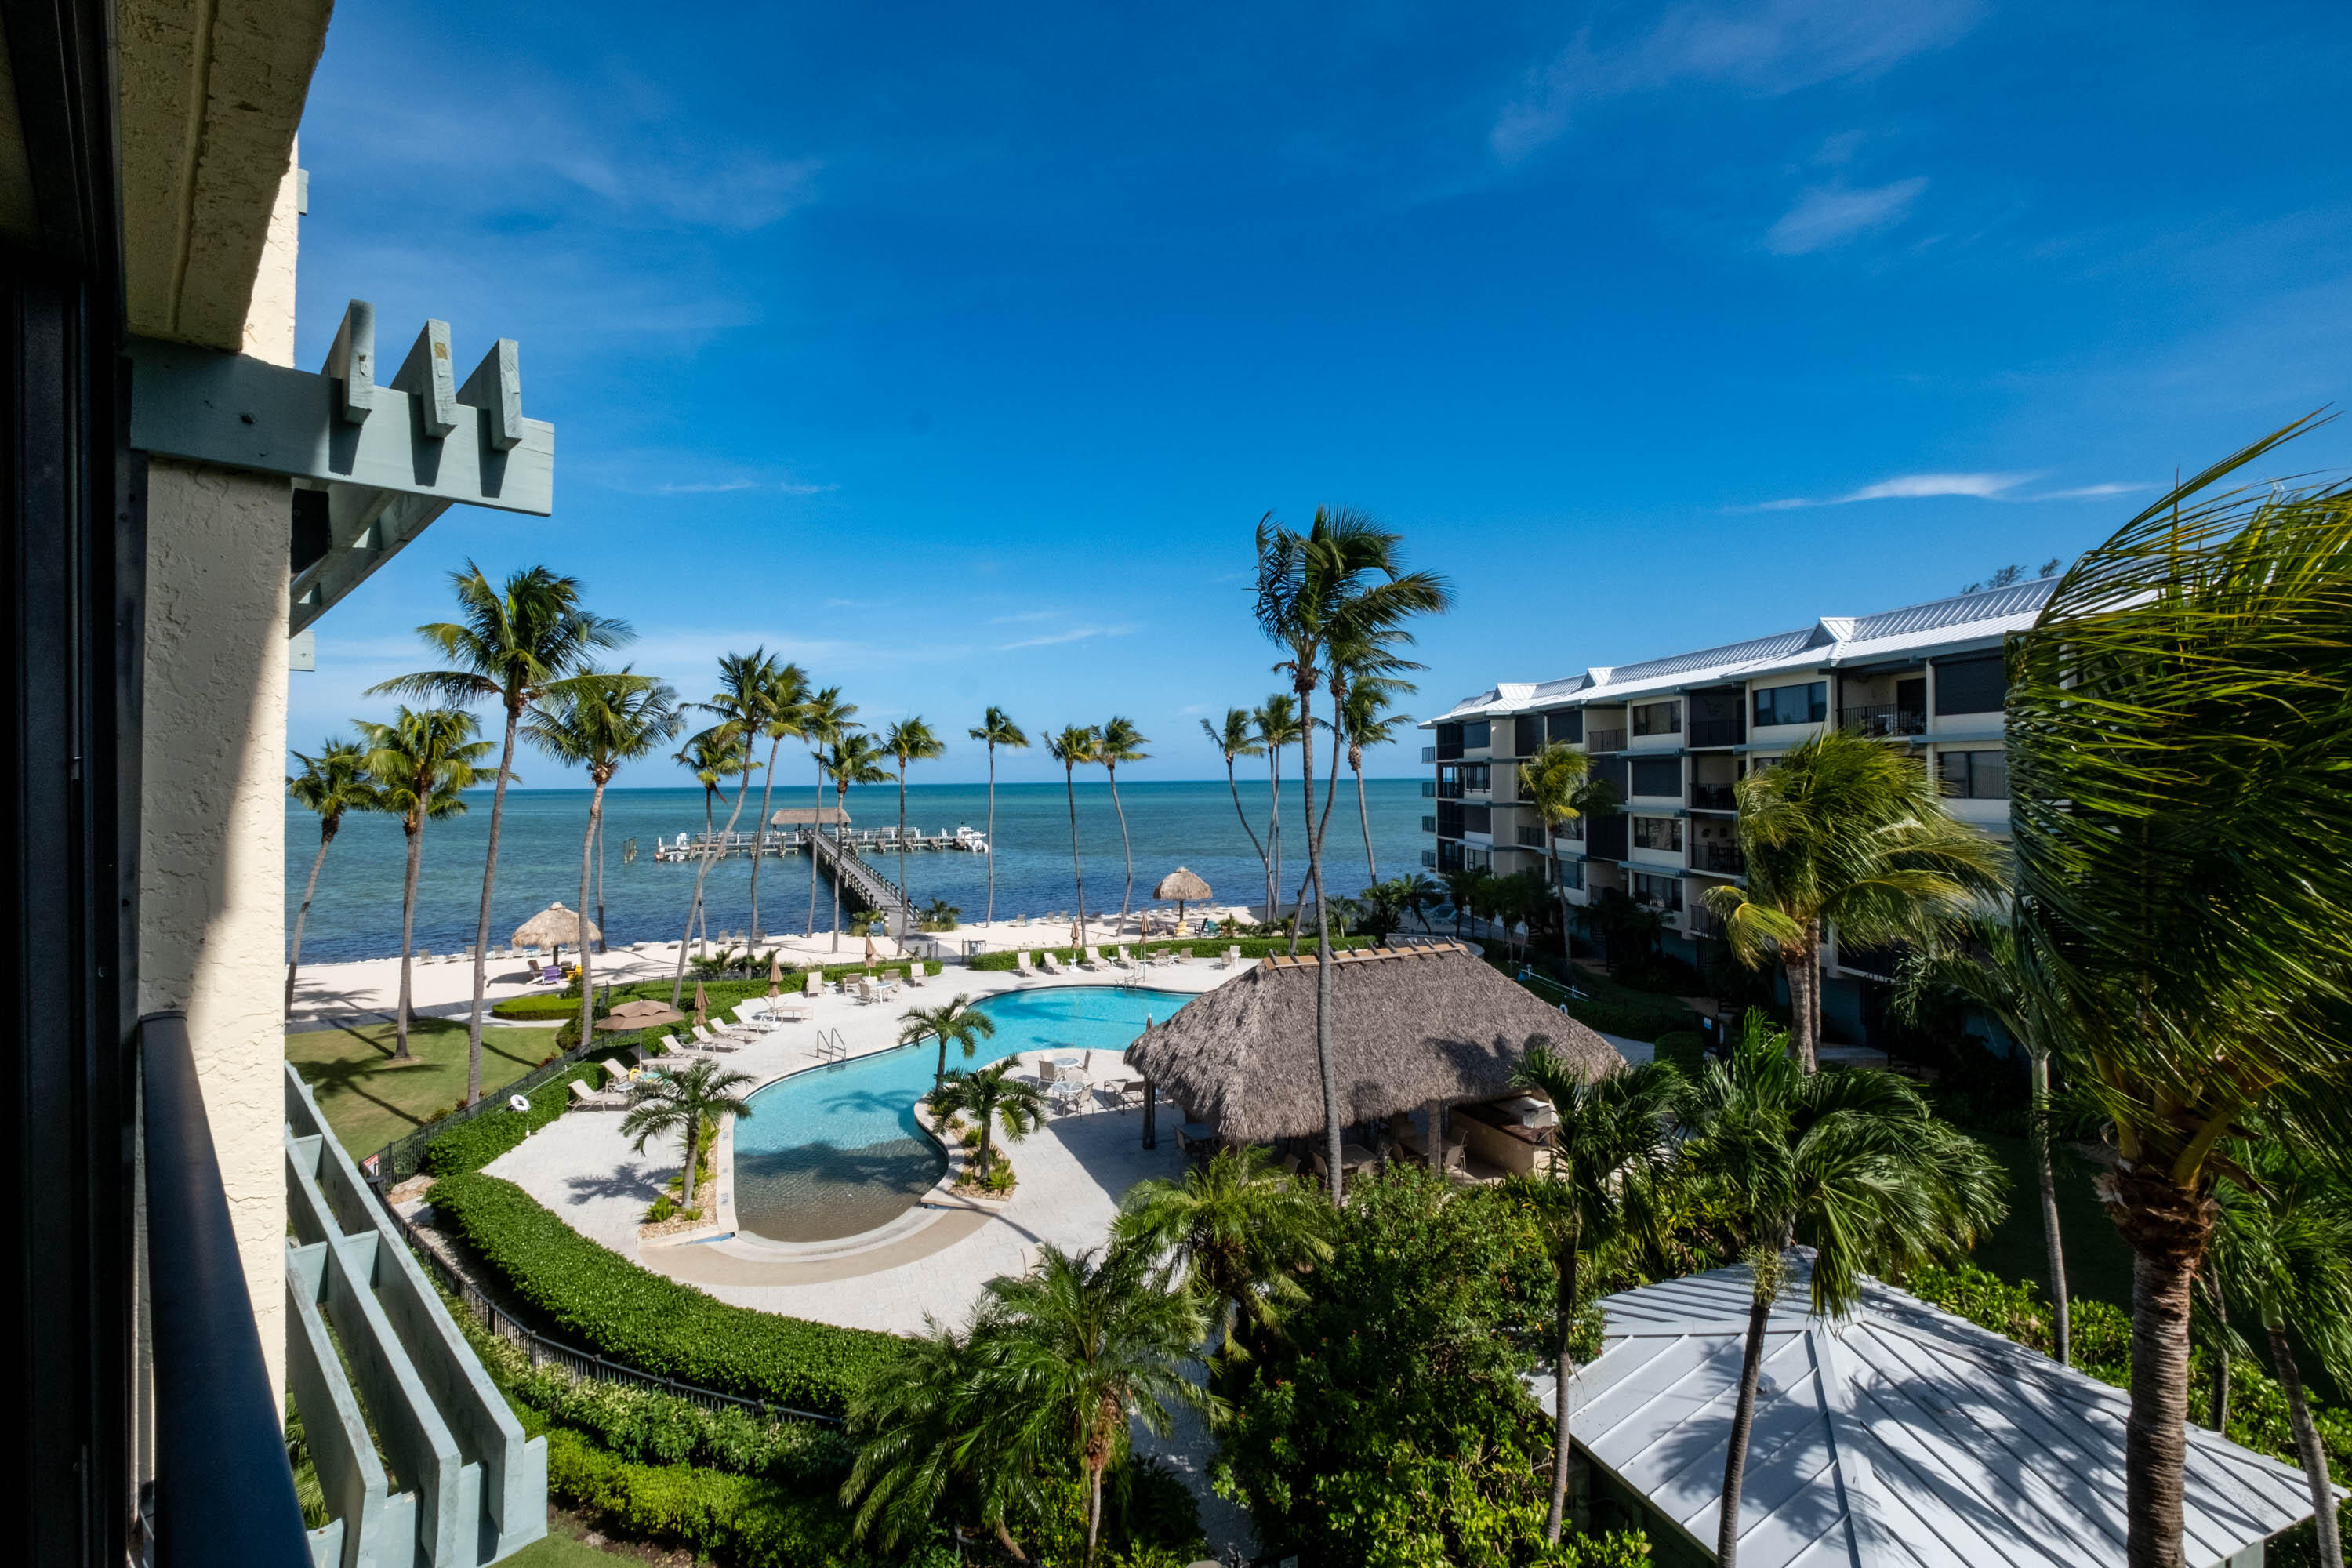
[691,1022,742,1052]
[1080,946,1105,971]
[1036,1057,1059,1089]
[1041,952,1066,975]
[568,1079,625,1112]
[1015,950,1033,975]
[906,963,928,986]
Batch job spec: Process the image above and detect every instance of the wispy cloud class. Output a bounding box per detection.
[1752,470,2032,510]
[987,609,1062,625]
[655,478,761,494]
[1763,176,1928,254]
[2027,481,2151,500]
[1179,703,1212,715]
[1491,0,1980,162]
[996,623,1139,651]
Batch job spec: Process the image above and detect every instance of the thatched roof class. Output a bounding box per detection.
[1154,866,1212,902]
[513,902,598,948]
[1123,942,1621,1142]
[771,805,851,826]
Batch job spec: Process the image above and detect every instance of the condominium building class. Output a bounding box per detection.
[1421,578,2051,1033]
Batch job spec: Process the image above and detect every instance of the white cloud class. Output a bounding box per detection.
[655,479,760,494]
[995,623,1139,651]
[1179,703,1212,715]
[1491,0,1980,161]
[2027,482,2151,500]
[987,609,1062,625]
[1763,177,1928,254]
[1751,470,2032,509]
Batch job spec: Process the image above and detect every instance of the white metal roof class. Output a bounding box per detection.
[1557,1258,2316,1568]
[1429,579,2060,724]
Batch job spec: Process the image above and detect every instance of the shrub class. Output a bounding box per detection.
[492,1348,855,1486]
[426,1173,899,1414]
[491,993,582,1021]
[420,1053,628,1177]
[965,935,1375,972]
[1650,1030,1708,1075]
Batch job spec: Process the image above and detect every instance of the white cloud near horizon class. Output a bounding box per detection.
[2027,481,2151,500]
[1751,471,2147,510]
[1764,176,1928,254]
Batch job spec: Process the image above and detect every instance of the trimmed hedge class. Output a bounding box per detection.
[490,993,583,1021]
[420,1052,629,1177]
[426,1172,899,1414]
[539,1427,898,1567]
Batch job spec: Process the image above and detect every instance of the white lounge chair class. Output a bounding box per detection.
[1041,952,1066,975]
[906,963,929,987]
[804,969,822,997]
[691,1022,741,1052]
[568,1079,625,1112]
[1014,951,1033,975]
[1080,946,1105,971]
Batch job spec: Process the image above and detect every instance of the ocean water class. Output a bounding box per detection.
[285,775,1426,963]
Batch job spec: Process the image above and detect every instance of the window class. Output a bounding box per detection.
[1631,873,1683,912]
[1463,805,1492,835]
[1436,722,1463,760]
[1933,654,2005,716]
[1632,700,1682,736]
[1547,709,1584,745]
[1557,858,1584,891]
[1938,749,2009,800]
[1436,802,1464,838]
[1461,720,1491,749]
[1628,757,1681,797]
[1752,681,1828,728]
[1633,816,1684,852]
[1514,715,1544,757]
[1462,763,1490,791]
[1588,815,1628,859]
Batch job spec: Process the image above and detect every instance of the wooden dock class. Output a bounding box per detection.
[651,826,986,863]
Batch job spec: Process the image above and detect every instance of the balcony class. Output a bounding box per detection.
[1690,783,1737,811]
[1421,779,1439,797]
[1420,745,1437,764]
[1689,717,1745,747]
[1517,826,1546,848]
[1421,848,1437,868]
[1421,815,1437,833]
[1699,842,1746,874]
[1586,728,1627,753]
[1841,704,1927,739]
[1433,781,1464,800]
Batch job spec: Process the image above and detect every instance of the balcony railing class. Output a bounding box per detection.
[1699,843,1746,874]
[1421,848,1437,868]
[1434,781,1464,800]
[1586,728,1627,753]
[1421,815,1437,833]
[1690,783,1737,811]
[1517,826,1546,848]
[1689,717,1744,747]
[1841,704,1926,739]
[1420,745,1437,764]
[1421,779,1438,797]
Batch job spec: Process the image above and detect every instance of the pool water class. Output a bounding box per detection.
[731,985,1197,1243]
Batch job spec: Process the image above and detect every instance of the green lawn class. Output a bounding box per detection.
[504,1512,663,1566]
[285,1015,567,1158]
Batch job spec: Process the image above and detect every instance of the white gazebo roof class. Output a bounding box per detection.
[1548,1258,2318,1568]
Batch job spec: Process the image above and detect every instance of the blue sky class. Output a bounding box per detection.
[289,0,2352,785]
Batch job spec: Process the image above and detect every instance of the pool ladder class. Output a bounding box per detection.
[812,1029,849,1062]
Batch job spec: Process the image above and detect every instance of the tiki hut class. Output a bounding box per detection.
[1152,867,1212,933]
[1123,942,1619,1153]
[513,902,599,964]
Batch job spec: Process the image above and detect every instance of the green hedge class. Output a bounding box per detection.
[426,1173,899,1414]
[966,935,1376,972]
[539,1427,898,1567]
[490,993,583,1021]
[1650,1030,1708,1074]
[420,1052,630,1177]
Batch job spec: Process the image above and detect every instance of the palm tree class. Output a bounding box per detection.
[968,706,1029,925]
[1046,726,1100,939]
[1112,1144,1333,1363]
[524,670,683,1056]
[2208,1145,2352,1568]
[1396,869,1444,933]
[1442,866,1481,938]
[1201,709,1269,914]
[1254,695,1302,923]
[1681,1010,2005,1568]
[669,726,757,965]
[745,662,811,940]
[355,708,490,1061]
[1519,741,1599,963]
[619,1058,753,1213]
[1508,1046,1683,1543]
[928,1061,1047,1181]
[1096,717,1150,927]
[982,1245,1210,1566]
[1703,726,2002,1072]
[285,738,380,1016]
[2005,425,2352,1568]
[369,563,630,1104]
[826,730,891,952]
[1338,673,1406,884]
[900,993,999,1094]
[884,717,946,902]
[670,651,782,1003]
[1254,506,1452,1200]
[799,687,855,938]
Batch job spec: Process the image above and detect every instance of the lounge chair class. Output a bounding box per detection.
[1110,946,1135,970]
[1041,952,1066,975]
[906,963,928,987]
[769,1003,811,1023]
[1080,946,1105,972]
[1014,951,1033,975]
[691,1023,741,1052]
[804,969,822,997]
[655,1033,706,1061]
[568,1079,624,1112]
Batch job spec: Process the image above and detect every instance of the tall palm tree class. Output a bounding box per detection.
[1442,866,1482,938]
[2005,424,2352,1568]
[369,563,630,1104]
[670,651,781,1001]
[355,708,489,1061]
[1095,717,1150,927]
[799,687,855,937]
[1254,695,1302,923]
[1519,741,1600,962]
[1201,709,1269,914]
[884,717,946,903]
[1046,726,1100,939]
[668,727,757,964]
[968,706,1029,925]
[285,738,381,1016]
[982,1245,1210,1566]
[524,670,683,1055]
[1113,1144,1334,1363]
[619,1058,754,1213]
[1703,726,2002,1072]
[1254,507,1451,1199]
[899,993,999,1094]
[1508,1047,1683,1543]
[929,1061,1047,1181]
[1681,1011,2005,1567]
[746,662,811,941]
[1338,674,1406,884]
[826,730,891,952]
[1396,869,1444,933]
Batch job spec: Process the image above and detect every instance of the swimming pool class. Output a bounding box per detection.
[730,985,1196,1244]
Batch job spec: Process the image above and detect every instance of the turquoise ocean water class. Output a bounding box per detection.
[285,776,1426,963]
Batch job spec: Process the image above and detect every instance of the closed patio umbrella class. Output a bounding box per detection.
[768,951,783,998]
[1152,868,1212,935]
[692,980,709,1030]
[863,934,878,974]
[514,901,601,966]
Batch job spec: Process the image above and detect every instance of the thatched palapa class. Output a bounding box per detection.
[513,902,598,950]
[771,805,851,826]
[1123,942,1620,1142]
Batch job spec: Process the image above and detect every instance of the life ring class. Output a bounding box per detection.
[509,1094,531,1114]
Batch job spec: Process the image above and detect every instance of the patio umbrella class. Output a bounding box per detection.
[514,901,600,967]
[692,980,709,1030]
[768,951,783,998]
[1152,868,1211,935]
[596,999,684,1031]
[863,934,878,973]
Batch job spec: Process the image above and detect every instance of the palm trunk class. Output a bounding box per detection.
[1716,1279,1777,1566]
[1065,764,1088,938]
[1548,1239,1581,1543]
[595,812,608,953]
[680,1110,701,1210]
[808,753,824,937]
[1301,692,1344,1203]
[829,773,847,952]
[750,734,782,938]
[675,767,756,1005]
[1291,721,1345,957]
[1085,1457,1105,1567]
[466,704,523,1105]
[1548,825,1573,967]
[1109,764,1133,927]
[2031,1051,2071,1366]
[896,760,909,909]
[393,820,424,1060]
[984,744,999,925]
[1353,746,1376,884]
[2206,1272,2230,1432]
[287,819,337,1016]
[1225,757,1269,910]
[578,775,607,1057]
[2118,1177,2212,1568]
[1266,747,1282,924]
[990,1520,1030,1563]
[1784,929,1821,1073]
[2271,1325,2343,1568]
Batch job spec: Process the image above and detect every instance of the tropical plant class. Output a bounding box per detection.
[285,737,380,1016]
[968,706,1029,925]
[369,562,630,1102]
[1356,877,1410,943]
[1254,695,1303,922]
[524,670,683,1055]
[1507,1047,1683,1543]
[1253,506,1451,1199]
[356,707,490,1060]
[900,994,999,1094]
[1521,741,1599,960]
[1679,1010,2005,1567]
[884,716,946,902]
[670,725,754,953]
[2005,424,2352,1568]
[1113,1144,1334,1363]
[825,730,891,951]
[744,661,811,941]
[1046,725,1100,938]
[1096,716,1150,927]
[1442,866,1483,938]
[798,687,855,938]
[929,1062,1047,1181]
[1338,672,1406,884]
[980,1245,1210,1566]
[1395,869,1445,933]
[619,1058,754,1214]
[920,898,961,931]
[1201,708,1269,916]
[670,650,783,1004]
[1703,726,2002,1072]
